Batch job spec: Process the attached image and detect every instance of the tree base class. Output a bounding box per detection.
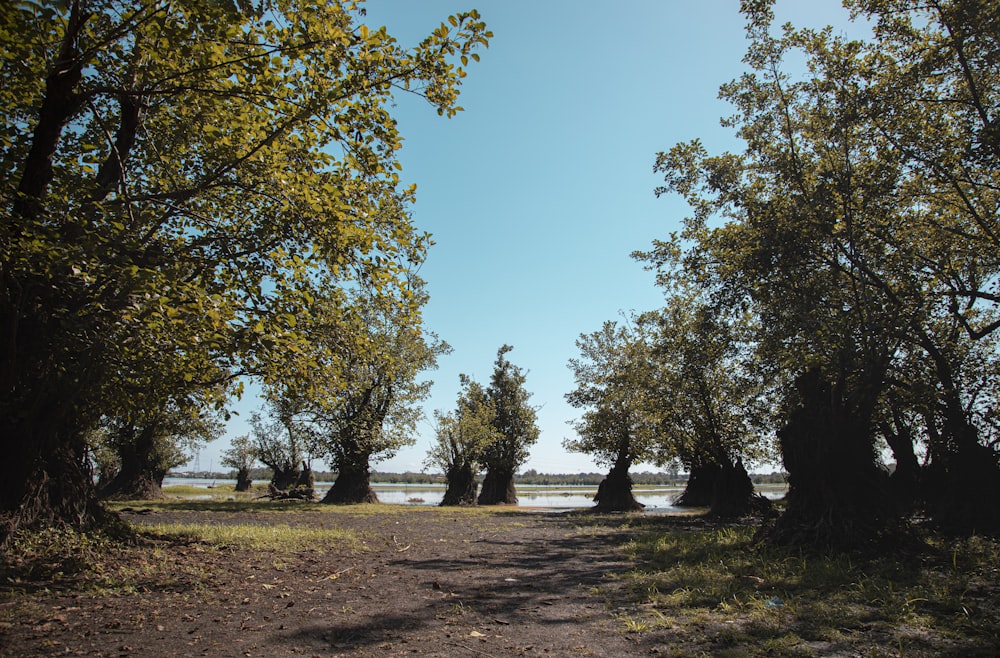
[593,468,644,512]
[441,464,478,506]
[98,468,166,501]
[1,448,122,548]
[478,470,517,505]
[924,445,1000,534]
[322,469,378,504]
[235,468,253,493]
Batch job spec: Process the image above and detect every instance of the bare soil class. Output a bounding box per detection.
[1,507,660,657]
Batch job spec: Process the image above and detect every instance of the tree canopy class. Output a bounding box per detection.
[0,0,490,538]
[635,0,1000,543]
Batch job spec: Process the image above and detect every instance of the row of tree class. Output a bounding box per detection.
[426,345,540,505]
[564,0,1000,546]
[0,0,490,542]
[205,344,539,506]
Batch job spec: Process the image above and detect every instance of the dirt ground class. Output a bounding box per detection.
[1,506,666,657]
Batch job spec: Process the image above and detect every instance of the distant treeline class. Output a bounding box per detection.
[171,468,787,487]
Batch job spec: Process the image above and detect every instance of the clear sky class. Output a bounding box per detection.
[188,1,862,475]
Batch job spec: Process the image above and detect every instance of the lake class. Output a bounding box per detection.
[163,478,787,511]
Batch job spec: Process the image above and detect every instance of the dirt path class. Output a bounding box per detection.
[2,508,650,657]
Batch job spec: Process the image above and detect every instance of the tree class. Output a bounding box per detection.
[639,0,1000,542]
[426,376,500,506]
[0,0,489,539]
[643,295,773,517]
[295,289,448,504]
[249,399,314,495]
[846,0,1000,531]
[565,319,657,512]
[97,402,224,500]
[221,435,256,492]
[478,346,539,505]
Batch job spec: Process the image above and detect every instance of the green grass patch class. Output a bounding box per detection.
[615,522,1000,656]
[136,521,360,552]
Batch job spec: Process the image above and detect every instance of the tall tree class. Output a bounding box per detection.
[565,319,657,512]
[478,346,539,505]
[641,294,773,516]
[221,435,256,493]
[640,0,1000,541]
[426,376,500,506]
[249,399,313,494]
[0,0,489,539]
[294,289,448,504]
[97,402,224,500]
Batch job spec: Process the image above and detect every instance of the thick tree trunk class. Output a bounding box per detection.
[478,468,517,505]
[0,413,106,546]
[99,426,166,500]
[674,464,719,508]
[441,462,478,506]
[674,460,762,517]
[0,5,106,545]
[322,460,377,504]
[924,396,1000,532]
[916,334,1000,532]
[767,369,894,548]
[709,458,765,518]
[881,405,920,515]
[234,467,253,492]
[99,464,165,500]
[269,465,301,491]
[593,465,644,512]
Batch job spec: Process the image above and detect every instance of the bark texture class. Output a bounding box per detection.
[322,462,377,504]
[593,466,644,512]
[478,469,517,505]
[440,462,478,506]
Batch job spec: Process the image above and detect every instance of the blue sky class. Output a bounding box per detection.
[190,1,862,475]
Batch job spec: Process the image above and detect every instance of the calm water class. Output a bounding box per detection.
[163,478,786,511]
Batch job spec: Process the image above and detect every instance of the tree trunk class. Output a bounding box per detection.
[709,458,764,518]
[674,464,720,508]
[269,464,301,491]
[0,6,107,545]
[767,368,894,548]
[99,425,166,500]
[441,461,478,506]
[322,460,377,504]
[478,468,517,505]
[593,465,644,512]
[924,393,1000,533]
[918,337,1000,533]
[234,467,253,492]
[881,404,919,515]
[0,413,107,546]
[674,460,762,517]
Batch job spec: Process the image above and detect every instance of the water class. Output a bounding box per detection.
[163,478,786,511]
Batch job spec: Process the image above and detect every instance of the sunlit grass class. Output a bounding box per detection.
[136,521,360,552]
[613,523,1000,655]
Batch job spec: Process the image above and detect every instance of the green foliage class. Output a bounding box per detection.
[480,345,540,475]
[0,0,490,525]
[426,375,501,475]
[564,317,660,470]
[285,287,450,475]
[636,0,1000,537]
[644,292,774,470]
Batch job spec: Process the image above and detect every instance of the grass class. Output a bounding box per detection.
[135,521,360,552]
[610,520,1000,656]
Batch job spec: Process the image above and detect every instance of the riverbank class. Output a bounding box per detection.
[162,478,789,509]
[2,492,997,656]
